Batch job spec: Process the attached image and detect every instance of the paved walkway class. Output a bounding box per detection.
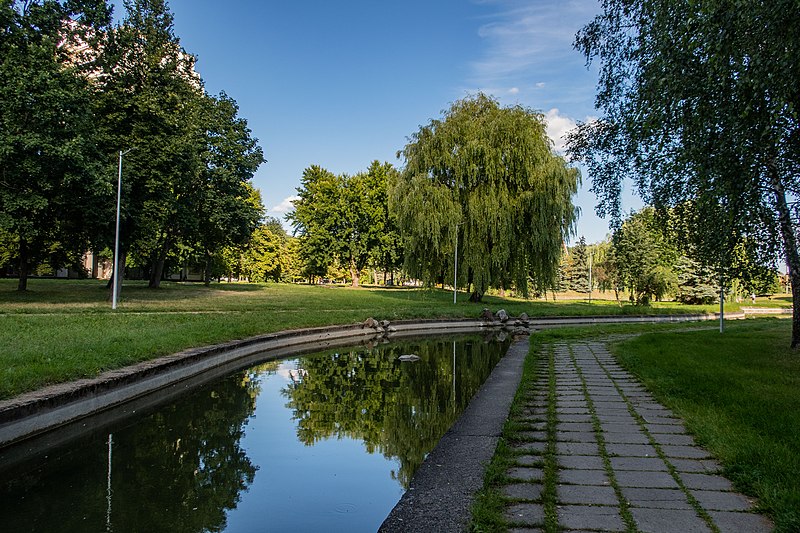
[502,340,772,533]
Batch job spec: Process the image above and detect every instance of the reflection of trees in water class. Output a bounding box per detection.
[0,370,263,533]
[282,338,508,487]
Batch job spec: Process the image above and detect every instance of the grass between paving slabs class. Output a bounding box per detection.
[609,318,799,533]
[470,338,549,532]
[0,279,724,401]
[471,318,796,532]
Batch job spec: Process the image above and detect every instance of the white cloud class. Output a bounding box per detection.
[468,0,598,89]
[544,108,577,153]
[270,195,299,214]
[535,82,546,88]
[509,87,520,94]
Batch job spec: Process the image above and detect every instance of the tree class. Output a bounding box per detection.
[675,256,718,305]
[94,0,205,295]
[568,236,591,294]
[289,162,398,287]
[287,165,339,283]
[567,0,800,347]
[0,0,112,290]
[612,208,678,305]
[393,93,579,301]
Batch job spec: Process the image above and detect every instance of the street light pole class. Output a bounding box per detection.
[112,148,133,310]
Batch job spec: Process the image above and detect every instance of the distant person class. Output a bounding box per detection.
[751,293,756,304]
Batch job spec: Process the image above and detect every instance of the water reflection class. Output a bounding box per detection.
[0,335,509,532]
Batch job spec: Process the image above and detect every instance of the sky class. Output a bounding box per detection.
[112,0,642,244]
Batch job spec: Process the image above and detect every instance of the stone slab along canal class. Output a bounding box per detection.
[0,334,512,532]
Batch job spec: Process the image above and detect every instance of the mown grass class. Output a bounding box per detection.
[471,319,796,532]
[610,319,799,533]
[0,279,725,401]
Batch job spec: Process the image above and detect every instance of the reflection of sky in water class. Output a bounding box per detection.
[227,359,403,533]
[0,337,509,533]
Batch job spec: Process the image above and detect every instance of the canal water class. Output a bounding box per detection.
[0,334,510,532]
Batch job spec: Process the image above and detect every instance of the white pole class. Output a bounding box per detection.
[106,433,113,531]
[112,151,123,310]
[112,148,132,310]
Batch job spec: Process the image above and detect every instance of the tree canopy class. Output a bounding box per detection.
[393,93,579,301]
[567,0,800,346]
[0,0,112,290]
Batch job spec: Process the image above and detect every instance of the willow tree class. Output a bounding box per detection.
[392,94,580,301]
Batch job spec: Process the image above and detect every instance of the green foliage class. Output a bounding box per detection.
[612,208,678,305]
[0,0,113,290]
[567,236,590,293]
[393,93,579,301]
[567,0,800,345]
[283,338,507,488]
[675,256,718,305]
[289,161,400,286]
[613,320,800,532]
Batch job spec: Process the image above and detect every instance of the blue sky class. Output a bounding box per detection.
[114,0,642,244]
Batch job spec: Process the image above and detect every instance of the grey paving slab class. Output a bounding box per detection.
[508,528,544,533]
[555,441,600,456]
[614,470,680,489]
[557,421,594,432]
[630,507,711,533]
[690,489,754,511]
[513,454,543,467]
[505,503,545,526]
[660,445,713,459]
[709,511,773,533]
[556,454,605,470]
[609,456,669,471]
[603,431,651,444]
[557,484,618,505]
[679,472,734,491]
[512,441,547,454]
[515,431,547,441]
[605,442,659,457]
[557,413,594,423]
[670,458,722,473]
[502,483,544,501]
[556,430,596,443]
[600,422,642,433]
[557,505,626,531]
[646,423,687,434]
[651,433,697,446]
[621,487,693,510]
[559,468,611,486]
[507,467,545,482]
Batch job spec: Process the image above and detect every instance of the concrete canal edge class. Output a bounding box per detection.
[379,336,529,533]
[0,312,734,460]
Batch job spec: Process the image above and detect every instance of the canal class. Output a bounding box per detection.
[0,334,511,532]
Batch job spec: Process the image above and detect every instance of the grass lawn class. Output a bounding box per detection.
[0,279,724,401]
[471,319,798,532]
[612,319,799,532]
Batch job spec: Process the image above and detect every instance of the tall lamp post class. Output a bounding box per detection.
[112,148,133,310]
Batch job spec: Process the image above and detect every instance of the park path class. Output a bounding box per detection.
[502,340,772,533]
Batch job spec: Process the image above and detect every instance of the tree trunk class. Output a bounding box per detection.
[148,235,172,289]
[203,251,212,286]
[349,257,360,287]
[768,163,800,349]
[17,239,29,291]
